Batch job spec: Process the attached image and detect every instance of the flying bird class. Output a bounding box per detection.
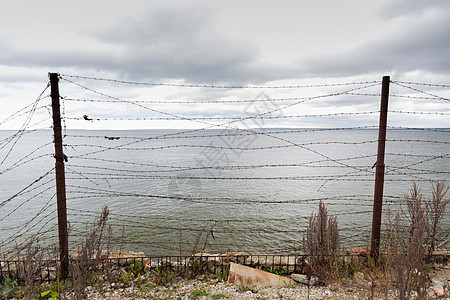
[105,136,120,140]
[83,114,92,121]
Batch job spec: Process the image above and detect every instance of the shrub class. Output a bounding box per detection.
[68,206,111,299]
[426,179,449,254]
[303,200,340,283]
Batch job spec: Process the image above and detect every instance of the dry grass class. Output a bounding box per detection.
[426,179,449,254]
[1,181,447,299]
[303,200,341,283]
[67,206,111,299]
[4,239,59,299]
[15,239,45,299]
[365,180,448,299]
[302,181,448,299]
[389,212,429,299]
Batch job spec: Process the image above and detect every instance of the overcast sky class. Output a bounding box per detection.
[1,0,449,129]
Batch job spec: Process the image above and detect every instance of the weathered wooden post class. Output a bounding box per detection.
[50,73,69,280]
[370,75,390,259]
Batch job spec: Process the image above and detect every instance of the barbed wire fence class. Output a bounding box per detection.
[0,74,448,265]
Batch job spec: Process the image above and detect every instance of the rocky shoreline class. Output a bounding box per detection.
[83,278,378,299]
[1,250,448,299]
[83,272,449,299]
[80,264,449,299]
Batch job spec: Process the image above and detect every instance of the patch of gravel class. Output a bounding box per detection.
[84,279,385,299]
[74,263,449,299]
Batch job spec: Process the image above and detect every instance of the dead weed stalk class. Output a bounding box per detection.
[303,200,341,284]
[68,205,112,299]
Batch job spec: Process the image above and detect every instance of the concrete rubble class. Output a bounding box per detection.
[290,273,320,286]
[227,262,297,287]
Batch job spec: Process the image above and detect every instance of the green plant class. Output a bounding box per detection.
[40,282,62,300]
[283,280,297,288]
[189,256,212,278]
[165,288,175,297]
[236,283,260,293]
[153,267,176,286]
[190,287,209,299]
[136,272,146,286]
[136,281,153,296]
[263,266,287,276]
[130,260,144,276]
[40,289,59,300]
[1,277,19,299]
[211,293,229,299]
[214,269,227,282]
[117,268,134,285]
[192,257,200,271]
[86,271,101,286]
[192,257,208,274]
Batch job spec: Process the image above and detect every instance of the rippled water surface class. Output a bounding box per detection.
[1,129,448,255]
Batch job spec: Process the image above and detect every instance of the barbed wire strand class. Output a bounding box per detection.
[0,168,54,209]
[391,81,450,102]
[0,84,50,166]
[1,76,449,255]
[59,73,380,89]
[61,77,382,177]
[392,80,450,88]
[64,111,380,121]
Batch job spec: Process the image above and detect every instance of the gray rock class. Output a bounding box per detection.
[41,266,57,281]
[290,273,319,286]
[431,279,444,287]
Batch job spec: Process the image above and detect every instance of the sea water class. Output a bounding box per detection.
[0,129,448,255]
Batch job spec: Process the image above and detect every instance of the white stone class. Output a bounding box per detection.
[290,273,319,286]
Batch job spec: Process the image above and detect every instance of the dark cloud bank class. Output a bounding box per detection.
[1,1,449,84]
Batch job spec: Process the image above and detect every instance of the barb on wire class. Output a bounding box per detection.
[64,110,380,121]
[61,76,381,175]
[0,168,54,209]
[64,126,381,142]
[0,83,50,166]
[59,73,380,89]
[64,140,379,152]
[2,74,449,256]
[389,110,450,116]
[0,141,53,175]
[0,104,51,127]
[392,80,450,88]
[391,81,450,102]
[0,182,54,222]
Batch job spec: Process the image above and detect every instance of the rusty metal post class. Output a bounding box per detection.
[370,76,390,259]
[50,73,69,280]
